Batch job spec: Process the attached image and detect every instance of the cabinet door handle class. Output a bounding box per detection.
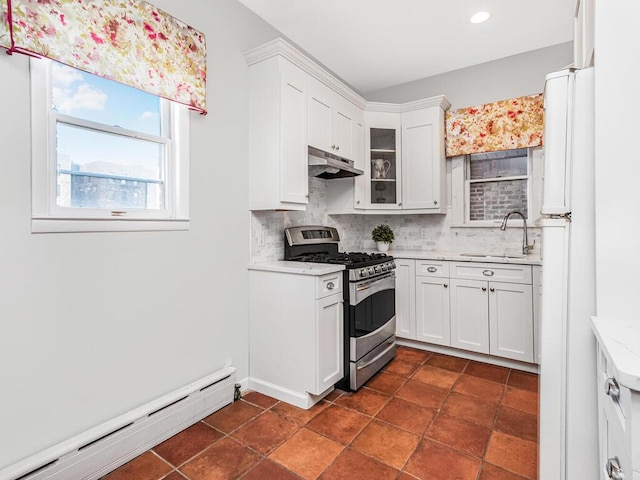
[605,377,620,400]
[443,284,448,288]
[331,144,336,149]
[606,456,624,480]
[490,287,495,292]
[434,200,438,205]
[399,202,402,206]
[482,270,495,277]
[427,267,437,273]
[482,287,487,292]
[326,282,335,290]
[336,145,340,151]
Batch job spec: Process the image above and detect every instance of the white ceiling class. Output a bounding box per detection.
[237,0,575,94]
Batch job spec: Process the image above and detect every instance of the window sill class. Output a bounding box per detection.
[32,218,190,233]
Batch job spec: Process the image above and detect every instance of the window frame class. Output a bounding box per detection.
[30,58,190,233]
[451,147,543,228]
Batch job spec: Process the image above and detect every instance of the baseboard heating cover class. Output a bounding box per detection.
[0,367,236,480]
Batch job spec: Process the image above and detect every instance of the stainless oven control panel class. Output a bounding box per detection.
[349,260,396,281]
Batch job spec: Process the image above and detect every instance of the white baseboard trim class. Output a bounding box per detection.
[247,377,327,410]
[1,367,237,480]
[397,339,540,374]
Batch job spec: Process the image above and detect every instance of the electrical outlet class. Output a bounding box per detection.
[420,228,429,239]
[257,230,265,247]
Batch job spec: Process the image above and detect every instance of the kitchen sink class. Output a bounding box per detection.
[460,253,527,260]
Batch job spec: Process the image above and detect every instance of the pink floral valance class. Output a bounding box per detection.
[1,0,207,114]
[445,94,543,157]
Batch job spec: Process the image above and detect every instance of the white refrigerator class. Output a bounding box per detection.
[539,67,599,479]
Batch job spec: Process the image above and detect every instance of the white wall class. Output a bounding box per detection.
[0,0,280,470]
[594,0,640,321]
[365,42,573,109]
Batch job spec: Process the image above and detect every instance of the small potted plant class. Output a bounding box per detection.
[372,224,394,252]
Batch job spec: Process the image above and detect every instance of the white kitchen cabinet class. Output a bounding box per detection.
[308,78,357,161]
[592,318,640,480]
[360,98,449,212]
[394,259,416,339]
[364,110,402,209]
[247,54,309,211]
[400,106,446,212]
[416,276,451,346]
[415,260,451,346]
[489,282,534,362]
[450,262,534,362]
[450,278,490,354]
[248,268,344,408]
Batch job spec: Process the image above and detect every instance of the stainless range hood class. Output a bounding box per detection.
[308,147,363,179]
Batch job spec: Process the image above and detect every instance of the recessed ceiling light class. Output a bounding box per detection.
[470,11,490,24]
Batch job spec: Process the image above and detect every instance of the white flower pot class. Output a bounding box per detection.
[376,241,390,252]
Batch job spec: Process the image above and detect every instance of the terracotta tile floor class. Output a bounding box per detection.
[104,346,539,480]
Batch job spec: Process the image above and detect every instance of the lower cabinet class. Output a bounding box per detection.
[593,320,640,480]
[416,276,450,346]
[395,258,536,364]
[395,259,416,338]
[450,279,534,362]
[449,279,490,354]
[249,269,344,408]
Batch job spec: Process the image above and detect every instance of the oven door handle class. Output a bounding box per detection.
[356,340,396,371]
[351,272,395,305]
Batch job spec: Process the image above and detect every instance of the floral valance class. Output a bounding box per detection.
[445,94,543,157]
[1,0,207,114]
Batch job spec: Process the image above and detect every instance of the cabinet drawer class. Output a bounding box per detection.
[416,260,449,277]
[450,262,532,284]
[316,272,343,299]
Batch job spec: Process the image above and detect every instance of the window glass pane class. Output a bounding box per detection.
[56,123,165,210]
[469,148,528,180]
[469,179,528,221]
[51,62,161,136]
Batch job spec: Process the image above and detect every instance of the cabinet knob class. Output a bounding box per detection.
[482,270,495,277]
[482,287,487,292]
[356,200,361,205]
[326,282,335,290]
[606,457,624,480]
[490,287,495,292]
[434,200,438,205]
[336,145,340,151]
[444,284,448,288]
[399,202,402,206]
[331,144,336,149]
[605,377,620,400]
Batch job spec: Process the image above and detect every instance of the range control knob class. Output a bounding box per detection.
[359,269,366,277]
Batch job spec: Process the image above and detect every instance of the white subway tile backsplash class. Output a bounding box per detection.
[250,178,541,262]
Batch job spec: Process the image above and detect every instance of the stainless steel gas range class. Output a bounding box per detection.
[284,225,396,390]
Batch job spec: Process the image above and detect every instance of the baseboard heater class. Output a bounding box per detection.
[0,367,236,480]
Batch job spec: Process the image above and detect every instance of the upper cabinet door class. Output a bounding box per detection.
[308,79,333,153]
[279,61,309,205]
[332,102,354,160]
[307,78,356,161]
[401,107,446,211]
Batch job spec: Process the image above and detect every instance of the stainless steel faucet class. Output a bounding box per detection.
[500,210,535,255]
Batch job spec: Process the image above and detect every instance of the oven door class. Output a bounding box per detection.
[348,272,396,361]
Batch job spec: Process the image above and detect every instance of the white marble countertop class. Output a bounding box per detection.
[592,316,640,391]
[383,249,542,266]
[248,261,345,276]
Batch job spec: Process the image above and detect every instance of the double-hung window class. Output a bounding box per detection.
[30,59,190,233]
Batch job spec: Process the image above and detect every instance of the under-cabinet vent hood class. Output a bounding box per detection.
[308,147,363,179]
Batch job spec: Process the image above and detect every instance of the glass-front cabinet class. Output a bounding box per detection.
[363,111,402,209]
[370,128,398,204]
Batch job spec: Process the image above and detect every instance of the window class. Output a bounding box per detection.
[450,147,542,227]
[467,148,530,222]
[30,59,190,233]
